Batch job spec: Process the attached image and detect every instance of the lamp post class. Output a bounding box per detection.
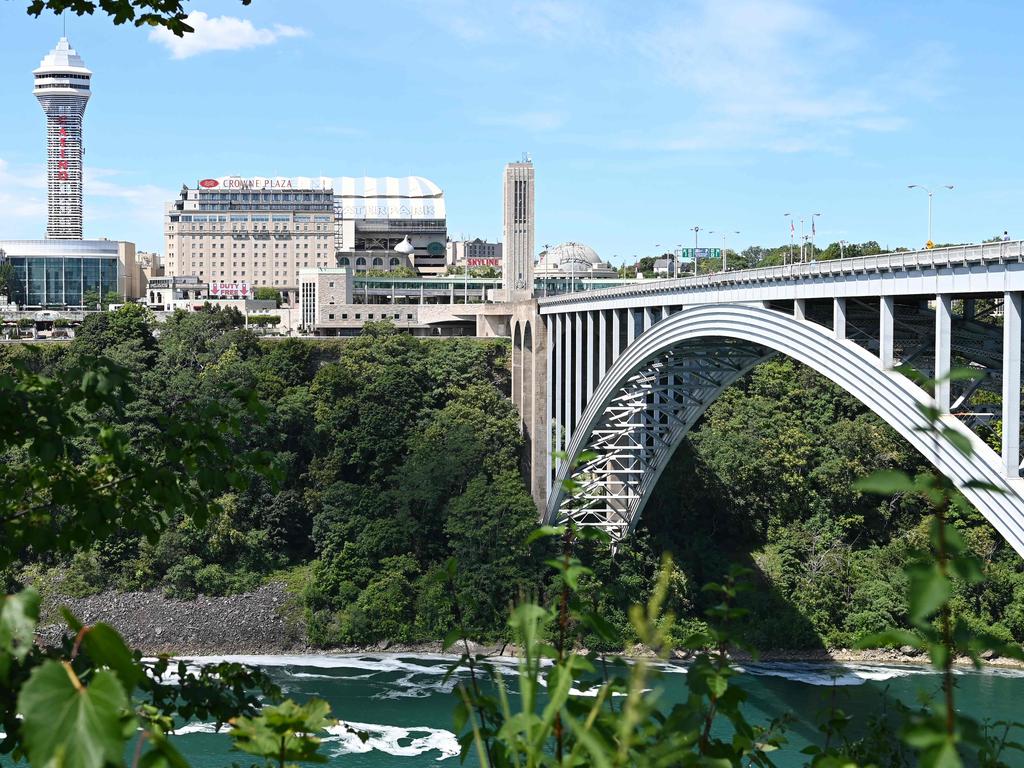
[839,239,847,258]
[908,184,954,247]
[709,230,740,272]
[690,226,701,275]
[784,213,794,264]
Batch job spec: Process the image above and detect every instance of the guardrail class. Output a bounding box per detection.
[538,240,1024,306]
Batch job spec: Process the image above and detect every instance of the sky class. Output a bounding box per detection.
[0,0,1020,262]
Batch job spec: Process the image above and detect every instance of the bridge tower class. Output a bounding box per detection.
[502,156,534,301]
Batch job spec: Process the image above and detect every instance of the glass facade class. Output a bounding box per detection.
[1,240,120,307]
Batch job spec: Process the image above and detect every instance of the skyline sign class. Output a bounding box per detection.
[467,257,501,267]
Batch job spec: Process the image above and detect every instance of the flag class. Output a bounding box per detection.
[812,219,816,237]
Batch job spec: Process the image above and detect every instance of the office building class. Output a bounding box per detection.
[34,38,91,240]
[447,238,502,269]
[502,158,535,300]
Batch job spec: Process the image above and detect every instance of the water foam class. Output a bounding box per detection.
[325,720,459,760]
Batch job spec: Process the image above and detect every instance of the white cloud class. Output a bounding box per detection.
[149,12,307,60]
[0,158,171,246]
[0,159,47,236]
[634,0,928,152]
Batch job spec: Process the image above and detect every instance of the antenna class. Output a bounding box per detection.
[62,10,66,36]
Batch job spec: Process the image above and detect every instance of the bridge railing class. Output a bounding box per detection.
[537,240,1024,306]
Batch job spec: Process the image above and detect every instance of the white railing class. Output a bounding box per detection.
[538,240,1024,306]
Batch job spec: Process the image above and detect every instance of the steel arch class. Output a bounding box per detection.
[545,304,1024,558]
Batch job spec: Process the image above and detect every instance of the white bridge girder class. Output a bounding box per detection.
[541,304,1024,558]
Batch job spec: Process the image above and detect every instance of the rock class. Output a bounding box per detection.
[981,649,998,661]
[900,645,922,657]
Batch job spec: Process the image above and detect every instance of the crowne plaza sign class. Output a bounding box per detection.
[199,177,302,190]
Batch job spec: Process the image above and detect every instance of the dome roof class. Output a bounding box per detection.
[536,241,618,278]
[393,235,415,254]
[546,242,602,270]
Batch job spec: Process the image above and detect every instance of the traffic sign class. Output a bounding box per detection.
[677,248,721,260]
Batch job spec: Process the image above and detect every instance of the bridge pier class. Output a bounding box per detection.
[880,296,895,368]
[935,294,952,412]
[833,297,847,339]
[1002,292,1022,478]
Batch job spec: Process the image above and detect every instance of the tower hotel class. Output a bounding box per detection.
[0,38,137,307]
[164,175,447,299]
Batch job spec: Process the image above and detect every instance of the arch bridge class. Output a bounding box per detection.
[509,242,1024,558]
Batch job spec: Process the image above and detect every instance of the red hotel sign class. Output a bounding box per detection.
[199,179,219,188]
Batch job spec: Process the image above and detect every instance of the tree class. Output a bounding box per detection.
[0,262,13,300]
[253,286,281,306]
[26,0,252,35]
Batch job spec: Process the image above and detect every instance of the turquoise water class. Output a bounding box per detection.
[163,654,1024,766]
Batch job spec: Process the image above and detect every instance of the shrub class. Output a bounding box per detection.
[247,314,281,326]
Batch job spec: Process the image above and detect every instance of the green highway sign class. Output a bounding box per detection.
[677,248,721,260]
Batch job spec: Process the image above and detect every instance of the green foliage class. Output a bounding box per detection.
[230,698,335,767]
[248,314,282,326]
[18,662,131,768]
[253,286,282,305]
[26,0,252,36]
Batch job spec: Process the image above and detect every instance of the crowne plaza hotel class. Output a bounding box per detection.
[165,175,448,302]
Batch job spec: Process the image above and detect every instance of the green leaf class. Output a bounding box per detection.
[18,661,132,768]
[908,563,950,626]
[526,525,565,545]
[923,739,963,768]
[230,697,333,762]
[82,622,144,692]
[0,588,40,679]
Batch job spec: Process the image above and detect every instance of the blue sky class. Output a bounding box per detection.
[0,0,1020,261]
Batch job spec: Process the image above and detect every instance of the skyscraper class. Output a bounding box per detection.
[502,157,535,300]
[34,38,91,239]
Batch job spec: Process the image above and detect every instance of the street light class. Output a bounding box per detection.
[839,239,848,258]
[783,214,794,264]
[908,184,954,246]
[690,226,701,275]
[709,230,740,272]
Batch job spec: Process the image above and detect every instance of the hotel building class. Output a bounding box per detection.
[164,175,447,300]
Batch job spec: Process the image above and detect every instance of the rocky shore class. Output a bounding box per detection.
[35,582,1024,668]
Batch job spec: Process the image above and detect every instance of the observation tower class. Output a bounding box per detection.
[34,37,91,239]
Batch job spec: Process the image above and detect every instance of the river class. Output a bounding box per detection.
[166,654,1024,766]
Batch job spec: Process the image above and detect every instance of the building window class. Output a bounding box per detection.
[342,313,348,319]
[328,281,334,287]
[372,257,383,267]
[407,314,413,319]
[355,257,366,266]
[328,313,334,320]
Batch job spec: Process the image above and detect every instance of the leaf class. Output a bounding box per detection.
[907,563,950,626]
[854,470,917,495]
[526,525,565,545]
[18,661,131,768]
[82,622,143,692]
[923,739,963,768]
[0,588,40,679]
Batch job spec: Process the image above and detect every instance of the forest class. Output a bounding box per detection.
[3,302,1023,652]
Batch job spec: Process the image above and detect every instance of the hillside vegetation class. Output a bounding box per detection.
[3,303,1022,651]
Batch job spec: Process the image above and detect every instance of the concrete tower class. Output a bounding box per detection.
[502,156,535,300]
[34,38,91,239]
